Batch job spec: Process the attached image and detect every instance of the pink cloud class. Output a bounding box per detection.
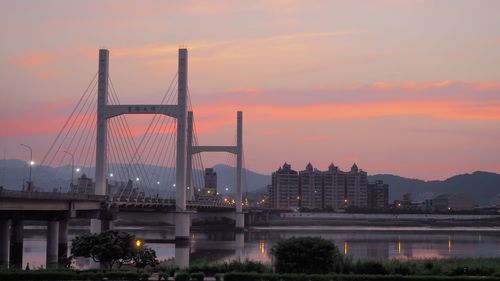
[0,101,72,137]
[8,51,52,68]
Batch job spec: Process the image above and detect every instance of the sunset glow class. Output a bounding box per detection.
[1,0,499,179]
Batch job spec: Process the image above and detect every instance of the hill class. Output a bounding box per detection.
[1,159,498,205]
[369,172,500,205]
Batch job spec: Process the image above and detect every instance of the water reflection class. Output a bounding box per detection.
[19,226,500,268]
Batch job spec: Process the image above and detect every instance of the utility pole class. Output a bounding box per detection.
[63,150,75,187]
[20,144,34,187]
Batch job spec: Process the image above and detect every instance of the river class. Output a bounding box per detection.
[19,226,500,269]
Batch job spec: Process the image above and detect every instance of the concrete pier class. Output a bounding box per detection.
[9,220,23,269]
[235,232,244,260]
[174,243,190,268]
[58,220,68,267]
[174,212,191,240]
[235,212,245,232]
[46,221,59,268]
[0,220,10,268]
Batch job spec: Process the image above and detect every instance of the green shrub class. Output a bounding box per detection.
[186,260,270,275]
[159,264,179,277]
[190,271,205,281]
[271,236,344,274]
[352,260,388,275]
[224,272,262,281]
[175,271,191,281]
[222,272,500,281]
[214,273,223,281]
[0,269,150,281]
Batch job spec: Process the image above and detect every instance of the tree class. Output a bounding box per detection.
[71,230,136,268]
[133,246,159,268]
[270,236,344,274]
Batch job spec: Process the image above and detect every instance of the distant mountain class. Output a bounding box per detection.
[212,164,270,192]
[369,172,500,205]
[1,159,498,205]
[0,159,270,194]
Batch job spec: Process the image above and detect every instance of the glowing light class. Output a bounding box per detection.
[136,177,140,181]
[397,240,401,254]
[448,237,452,253]
[259,240,265,254]
[29,160,35,166]
[76,168,81,172]
[225,187,229,191]
[134,239,143,249]
[157,181,160,185]
[173,184,176,187]
[109,173,114,177]
[344,241,348,255]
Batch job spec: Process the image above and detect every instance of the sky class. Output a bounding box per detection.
[1,0,500,180]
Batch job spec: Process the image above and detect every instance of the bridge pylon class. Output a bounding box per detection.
[188,111,244,231]
[92,49,190,239]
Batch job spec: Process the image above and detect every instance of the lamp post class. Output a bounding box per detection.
[63,150,75,186]
[20,144,33,184]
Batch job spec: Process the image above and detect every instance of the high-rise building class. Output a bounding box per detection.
[367,180,389,210]
[299,163,323,209]
[270,163,300,209]
[345,164,368,208]
[269,162,380,211]
[204,168,217,189]
[323,163,347,210]
[70,174,95,194]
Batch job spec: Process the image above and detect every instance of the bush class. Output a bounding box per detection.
[353,260,388,275]
[0,269,150,281]
[159,264,179,276]
[186,260,270,276]
[223,272,500,281]
[214,273,223,281]
[271,236,344,274]
[224,272,262,281]
[190,271,205,281]
[175,271,191,281]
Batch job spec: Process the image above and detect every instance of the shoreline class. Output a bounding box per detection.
[249,225,500,233]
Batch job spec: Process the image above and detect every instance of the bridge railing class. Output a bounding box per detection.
[0,188,106,201]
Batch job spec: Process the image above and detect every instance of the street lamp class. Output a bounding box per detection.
[20,144,33,184]
[63,150,75,186]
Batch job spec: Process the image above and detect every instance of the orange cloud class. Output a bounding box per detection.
[372,80,453,90]
[0,101,72,137]
[9,51,52,68]
[189,98,500,136]
[224,87,265,96]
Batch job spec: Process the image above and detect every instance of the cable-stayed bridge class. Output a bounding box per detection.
[0,49,271,269]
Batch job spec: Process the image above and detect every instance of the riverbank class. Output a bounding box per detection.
[254,212,500,227]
